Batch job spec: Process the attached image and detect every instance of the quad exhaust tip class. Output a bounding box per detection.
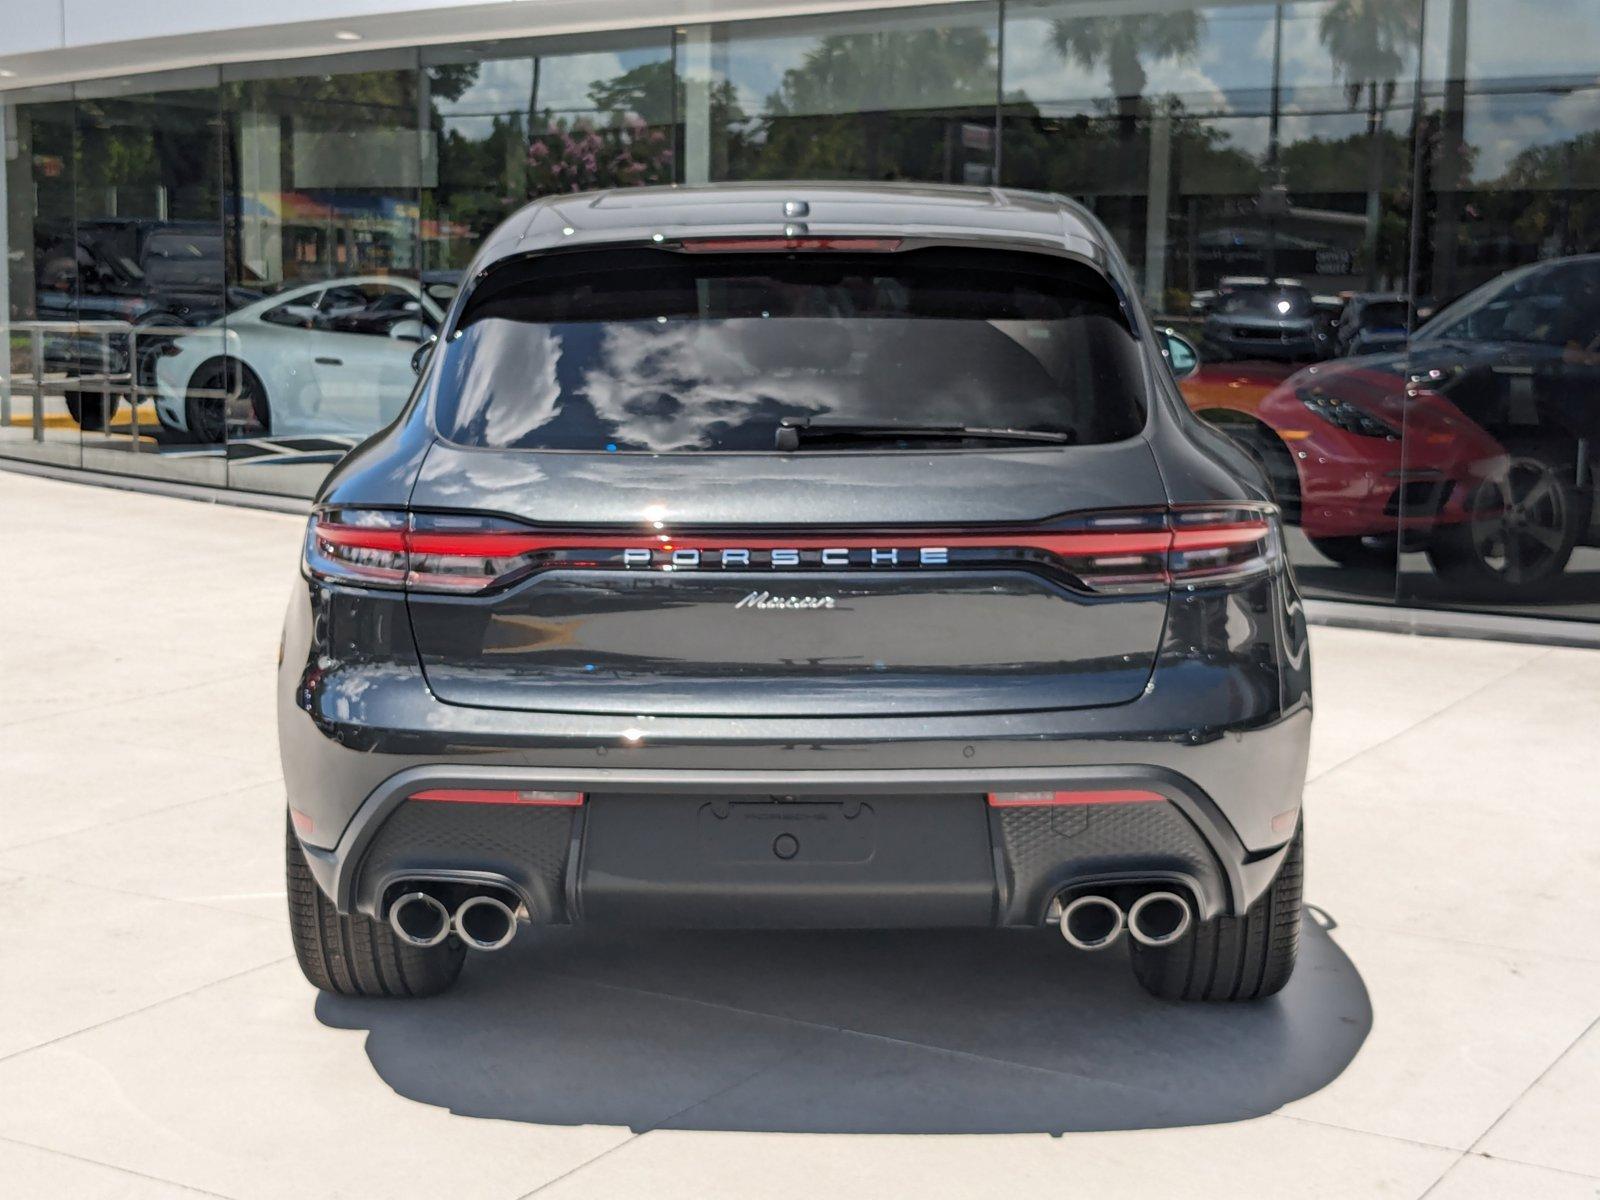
[389,891,452,948]
[1059,894,1125,951]
[1127,891,1192,948]
[453,893,519,952]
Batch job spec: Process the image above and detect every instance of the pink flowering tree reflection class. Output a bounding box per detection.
[527,115,673,194]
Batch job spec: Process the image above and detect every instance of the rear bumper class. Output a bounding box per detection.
[280,568,1312,926]
[297,759,1299,927]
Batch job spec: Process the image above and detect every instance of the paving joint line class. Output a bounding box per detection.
[0,1134,240,1200]
[0,956,293,1066]
[0,775,284,854]
[0,866,286,927]
[1415,1011,1600,1200]
[0,664,277,734]
[1465,1012,1599,1155]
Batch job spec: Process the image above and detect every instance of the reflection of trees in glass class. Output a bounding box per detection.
[1002,100,1258,197]
[75,94,221,222]
[1318,0,1422,285]
[426,58,680,268]
[586,60,678,123]
[1048,13,1204,141]
[527,116,673,193]
[756,29,996,181]
[1493,131,1600,260]
[428,63,481,105]
[1045,12,1204,259]
[1283,129,1413,283]
[234,71,419,133]
[1319,0,1419,122]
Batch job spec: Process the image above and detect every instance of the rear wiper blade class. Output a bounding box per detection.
[775,418,1076,451]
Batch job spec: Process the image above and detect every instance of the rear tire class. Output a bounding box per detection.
[186,359,271,444]
[285,813,464,998]
[64,390,120,431]
[1130,821,1303,1002]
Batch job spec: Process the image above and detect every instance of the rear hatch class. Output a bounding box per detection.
[403,242,1173,718]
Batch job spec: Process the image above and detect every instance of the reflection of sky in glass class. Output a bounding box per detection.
[420,2,1600,199]
[1423,0,1600,85]
[440,315,1132,453]
[1004,1,1374,117]
[1001,0,1598,182]
[431,47,673,120]
[714,6,999,118]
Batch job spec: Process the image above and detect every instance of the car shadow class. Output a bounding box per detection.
[317,908,1369,1135]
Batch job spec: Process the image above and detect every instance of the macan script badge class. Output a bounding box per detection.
[735,591,838,610]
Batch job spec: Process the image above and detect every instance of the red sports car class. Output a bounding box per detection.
[1175,351,1508,570]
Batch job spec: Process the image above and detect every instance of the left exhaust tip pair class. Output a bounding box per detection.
[1058,890,1192,951]
[388,890,518,951]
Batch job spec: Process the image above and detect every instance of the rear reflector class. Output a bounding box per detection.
[410,789,585,806]
[289,807,316,835]
[986,789,1165,807]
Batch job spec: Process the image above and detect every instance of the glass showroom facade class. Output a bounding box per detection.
[3,0,1599,623]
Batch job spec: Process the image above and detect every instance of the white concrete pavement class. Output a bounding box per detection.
[0,467,1596,1200]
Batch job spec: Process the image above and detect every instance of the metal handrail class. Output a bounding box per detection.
[3,319,239,447]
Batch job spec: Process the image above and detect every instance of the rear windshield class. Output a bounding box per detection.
[431,247,1148,452]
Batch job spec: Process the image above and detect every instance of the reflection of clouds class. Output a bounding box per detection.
[1251,5,1348,91]
[416,442,553,506]
[1003,10,1231,113]
[579,322,834,451]
[450,322,563,449]
[316,665,401,724]
[412,437,1086,529]
[434,316,1073,457]
[1466,87,1600,180]
[433,48,669,119]
[1425,0,1600,84]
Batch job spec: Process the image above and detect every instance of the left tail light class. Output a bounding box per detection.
[304,509,408,589]
[304,509,559,594]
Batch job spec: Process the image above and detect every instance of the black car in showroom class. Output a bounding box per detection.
[280,183,1312,1003]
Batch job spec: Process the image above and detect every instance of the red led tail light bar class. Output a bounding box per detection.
[305,507,1277,596]
[312,520,1267,562]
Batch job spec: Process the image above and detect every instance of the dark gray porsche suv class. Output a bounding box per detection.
[281,183,1311,1003]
